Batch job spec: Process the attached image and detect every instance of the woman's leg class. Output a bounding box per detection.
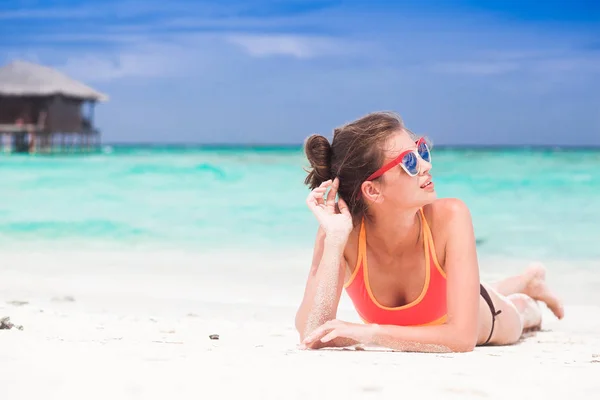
[491,262,564,319]
[477,263,564,346]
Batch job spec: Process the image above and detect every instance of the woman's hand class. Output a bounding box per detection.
[305,178,353,243]
[301,319,375,349]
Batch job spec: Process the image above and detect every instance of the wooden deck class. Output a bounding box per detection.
[0,124,101,154]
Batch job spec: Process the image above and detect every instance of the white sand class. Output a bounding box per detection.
[1,250,599,399]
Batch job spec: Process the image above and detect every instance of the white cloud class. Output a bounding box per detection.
[55,39,216,82]
[58,54,166,82]
[21,33,148,45]
[429,61,520,75]
[1,51,42,66]
[530,55,600,74]
[428,47,600,79]
[50,33,354,84]
[225,34,356,59]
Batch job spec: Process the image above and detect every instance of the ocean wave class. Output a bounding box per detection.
[0,220,148,238]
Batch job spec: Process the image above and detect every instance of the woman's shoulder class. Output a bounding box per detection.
[425,198,472,219]
[423,198,474,241]
[422,198,475,269]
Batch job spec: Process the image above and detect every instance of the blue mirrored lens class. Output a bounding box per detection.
[418,142,430,162]
[402,152,419,175]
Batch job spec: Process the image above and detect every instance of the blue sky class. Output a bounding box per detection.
[1,0,599,145]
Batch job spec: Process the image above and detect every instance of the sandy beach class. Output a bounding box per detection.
[1,250,599,399]
[2,0,599,397]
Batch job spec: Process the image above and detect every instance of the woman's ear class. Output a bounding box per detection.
[361,181,384,204]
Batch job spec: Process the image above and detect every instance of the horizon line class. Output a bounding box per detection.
[101,142,600,150]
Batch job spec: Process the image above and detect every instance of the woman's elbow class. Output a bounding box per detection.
[294,305,314,341]
[449,332,477,352]
[451,340,476,353]
[294,310,307,339]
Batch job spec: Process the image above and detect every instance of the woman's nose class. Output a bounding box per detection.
[419,157,432,174]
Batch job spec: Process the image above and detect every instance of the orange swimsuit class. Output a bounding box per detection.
[344,208,448,326]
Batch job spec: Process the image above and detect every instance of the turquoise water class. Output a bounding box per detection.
[0,145,598,260]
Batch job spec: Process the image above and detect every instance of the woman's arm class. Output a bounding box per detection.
[303,199,481,352]
[297,178,356,348]
[295,226,348,343]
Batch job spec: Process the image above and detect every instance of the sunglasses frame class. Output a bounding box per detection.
[365,137,431,181]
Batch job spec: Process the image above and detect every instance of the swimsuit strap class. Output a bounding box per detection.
[418,207,434,249]
[358,218,367,261]
[480,284,503,345]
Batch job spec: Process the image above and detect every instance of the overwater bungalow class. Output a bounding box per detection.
[0,60,108,154]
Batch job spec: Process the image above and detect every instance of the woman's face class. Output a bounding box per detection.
[366,130,436,210]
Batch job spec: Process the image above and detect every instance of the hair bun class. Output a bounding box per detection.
[303,134,333,189]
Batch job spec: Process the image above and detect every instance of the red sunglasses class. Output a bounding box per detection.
[365,137,431,181]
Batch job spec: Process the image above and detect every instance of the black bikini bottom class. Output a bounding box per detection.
[480,284,502,345]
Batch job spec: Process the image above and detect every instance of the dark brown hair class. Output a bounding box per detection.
[304,111,407,223]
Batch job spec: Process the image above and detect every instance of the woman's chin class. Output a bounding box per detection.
[421,189,437,204]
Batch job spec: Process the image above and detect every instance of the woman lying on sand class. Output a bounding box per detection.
[295,111,564,352]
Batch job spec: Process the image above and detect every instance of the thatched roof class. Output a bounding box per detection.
[0,60,108,102]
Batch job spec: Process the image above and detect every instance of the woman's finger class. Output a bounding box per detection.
[337,197,351,216]
[306,197,325,216]
[325,177,339,213]
[306,183,329,206]
[304,319,339,343]
[302,330,321,345]
[313,191,326,207]
[320,328,340,343]
[303,325,329,345]
[311,181,331,195]
[319,179,333,188]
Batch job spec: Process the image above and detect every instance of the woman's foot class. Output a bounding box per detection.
[522,263,565,320]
